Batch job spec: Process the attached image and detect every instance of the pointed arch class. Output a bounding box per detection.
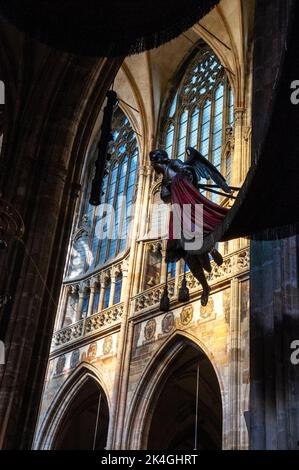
[33,362,110,449]
[123,331,224,449]
[70,105,140,275]
[158,40,233,205]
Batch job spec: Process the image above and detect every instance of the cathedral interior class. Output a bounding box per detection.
[0,0,299,451]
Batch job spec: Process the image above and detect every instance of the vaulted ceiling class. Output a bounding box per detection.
[90,0,254,163]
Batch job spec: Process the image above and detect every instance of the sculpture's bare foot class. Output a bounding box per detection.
[210,248,223,266]
[201,286,211,306]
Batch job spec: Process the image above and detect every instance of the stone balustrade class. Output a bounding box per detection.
[134,278,176,312]
[52,248,249,350]
[133,248,249,313]
[52,302,124,351]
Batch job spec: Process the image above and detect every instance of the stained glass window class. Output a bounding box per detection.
[88,107,139,268]
[93,287,101,314]
[67,234,89,279]
[144,244,162,289]
[162,43,233,202]
[114,274,122,305]
[82,291,89,318]
[103,280,111,310]
[63,290,79,327]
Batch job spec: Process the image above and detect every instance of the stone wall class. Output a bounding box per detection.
[250,0,299,450]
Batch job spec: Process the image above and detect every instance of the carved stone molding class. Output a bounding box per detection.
[51,302,124,351]
[233,107,246,127]
[133,248,249,314]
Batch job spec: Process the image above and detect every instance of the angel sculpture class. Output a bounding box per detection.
[150,146,232,306]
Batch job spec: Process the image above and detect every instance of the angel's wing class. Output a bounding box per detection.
[185,147,231,193]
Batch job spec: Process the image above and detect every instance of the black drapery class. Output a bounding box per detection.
[223,0,299,241]
[0,0,220,57]
[1,0,298,244]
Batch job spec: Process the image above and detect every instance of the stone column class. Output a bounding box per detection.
[109,272,116,308]
[161,242,168,284]
[232,107,245,187]
[98,275,106,311]
[55,286,69,331]
[139,165,152,237]
[230,107,246,253]
[249,0,298,450]
[121,261,129,302]
[174,260,181,296]
[106,155,147,450]
[131,241,144,297]
[227,275,241,449]
[87,284,95,317]
[76,289,84,322]
[131,165,151,297]
[250,237,299,449]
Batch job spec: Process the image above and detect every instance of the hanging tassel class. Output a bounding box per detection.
[178,262,190,302]
[89,90,118,206]
[160,285,170,311]
[160,261,170,311]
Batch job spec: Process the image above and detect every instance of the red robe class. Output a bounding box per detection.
[166,174,228,262]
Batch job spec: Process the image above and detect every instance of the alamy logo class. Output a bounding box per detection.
[290,340,299,365]
[290,80,299,104]
[0,80,4,105]
[91,199,204,251]
[0,341,5,365]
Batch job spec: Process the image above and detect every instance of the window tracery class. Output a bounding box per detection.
[162,43,233,183]
[67,106,139,280]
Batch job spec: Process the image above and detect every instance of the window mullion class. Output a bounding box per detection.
[185,104,193,159]
[106,160,122,261]
[95,164,113,266]
[116,157,129,255]
[172,103,181,159]
[197,103,204,151]
[209,93,216,164]
[221,78,229,177]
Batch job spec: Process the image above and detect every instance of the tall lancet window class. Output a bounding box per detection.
[86,107,139,268]
[162,42,233,200]
[66,106,138,281]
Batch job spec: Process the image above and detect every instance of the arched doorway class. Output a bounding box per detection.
[145,341,222,450]
[52,376,109,450]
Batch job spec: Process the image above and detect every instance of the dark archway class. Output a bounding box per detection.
[146,342,222,450]
[53,377,109,450]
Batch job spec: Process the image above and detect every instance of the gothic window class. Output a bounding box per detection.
[83,106,138,270]
[93,286,101,314]
[162,42,234,201]
[67,233,89,279]
[113,273,122,304]
[82,291,90,318]
[103,280,111,310]
[167,261,176,278]
[144,244,162,289]
[183,261,190,273]
[149,189,168,239]
[223,240,229,256]
[63,289,79,327]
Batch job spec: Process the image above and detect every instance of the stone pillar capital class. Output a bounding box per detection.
[121,259,129,277]
[233,107,246,126]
